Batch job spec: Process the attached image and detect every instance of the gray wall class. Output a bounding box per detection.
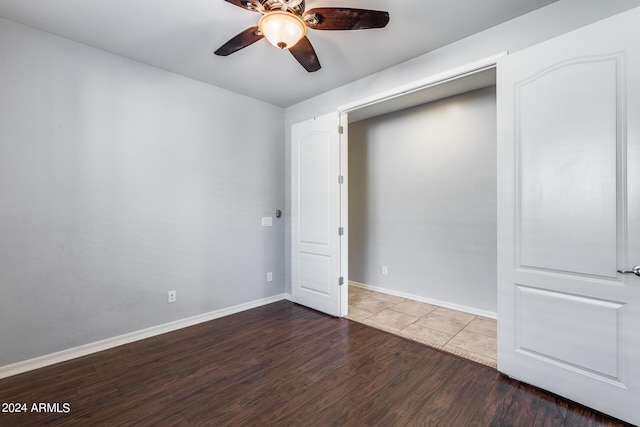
[0,19,285,367]
[285,0,640,300]
[349,87,497,312]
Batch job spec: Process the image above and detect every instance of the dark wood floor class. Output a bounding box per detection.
[0,301,632,426]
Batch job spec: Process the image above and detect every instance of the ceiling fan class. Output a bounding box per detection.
[214,0,390,72]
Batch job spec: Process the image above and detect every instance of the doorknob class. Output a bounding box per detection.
[617,265,640,276]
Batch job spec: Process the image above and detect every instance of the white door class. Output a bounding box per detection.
[291,112,346,317]
[497,7,640,425]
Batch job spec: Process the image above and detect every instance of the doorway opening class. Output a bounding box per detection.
[340,64,499,367]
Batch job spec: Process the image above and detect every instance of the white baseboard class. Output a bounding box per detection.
[349,281,497,319]
[0,293,288,380]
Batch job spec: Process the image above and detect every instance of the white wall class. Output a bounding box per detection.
[0,18,285,367]
[284,0,640,301]
[349,87,497,312]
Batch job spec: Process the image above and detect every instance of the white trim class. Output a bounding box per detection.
[349,281,497,319]
[339,111,349,318]
[337,52,507,115]
[0,294,288,380]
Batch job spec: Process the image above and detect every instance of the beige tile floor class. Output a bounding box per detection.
[347,284,497,368]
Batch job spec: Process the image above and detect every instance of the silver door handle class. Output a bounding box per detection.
[617,265,640,276]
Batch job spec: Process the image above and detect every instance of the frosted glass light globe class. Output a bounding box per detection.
[259,11,306,50]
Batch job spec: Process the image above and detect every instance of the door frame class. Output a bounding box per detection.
[335,52,506,314]
[337,53,506,115]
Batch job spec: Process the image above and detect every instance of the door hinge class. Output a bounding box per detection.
[338,175,344,184]
[338,277,344,286]
[338,125,344,134]
[338,227,344,236]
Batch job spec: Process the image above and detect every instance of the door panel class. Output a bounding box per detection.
[516,286,622,379]
[299,131,331,245]
[291,112,344,316]
[299,252,332,295]
[497,7,640,425]
[518,55,619,276]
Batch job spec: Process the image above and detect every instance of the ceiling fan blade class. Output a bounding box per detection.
[289,36,321,72]
[214,26,264,56]
[222,0,264,13]
[303,8,389,30]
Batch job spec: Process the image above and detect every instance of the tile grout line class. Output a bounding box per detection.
[443,315,477,347]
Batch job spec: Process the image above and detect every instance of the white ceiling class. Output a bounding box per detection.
[0,0,556,107]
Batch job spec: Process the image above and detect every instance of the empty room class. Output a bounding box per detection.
[1,0,639,425]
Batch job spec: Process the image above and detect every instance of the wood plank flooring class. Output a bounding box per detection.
[0,301,632,426]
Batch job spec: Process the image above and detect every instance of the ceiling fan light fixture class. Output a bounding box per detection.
[259,11,306,50]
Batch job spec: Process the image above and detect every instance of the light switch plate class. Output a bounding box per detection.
[262,217,273,227]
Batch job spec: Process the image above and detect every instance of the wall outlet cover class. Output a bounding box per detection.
[168,290,177,303]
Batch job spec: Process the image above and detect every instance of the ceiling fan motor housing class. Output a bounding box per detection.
[263,0,305,15]
[279,0,304,7]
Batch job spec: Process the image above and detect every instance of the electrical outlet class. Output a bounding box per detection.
[267,272,273,282]
[168,290,177,304]
[381,265,388,275]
